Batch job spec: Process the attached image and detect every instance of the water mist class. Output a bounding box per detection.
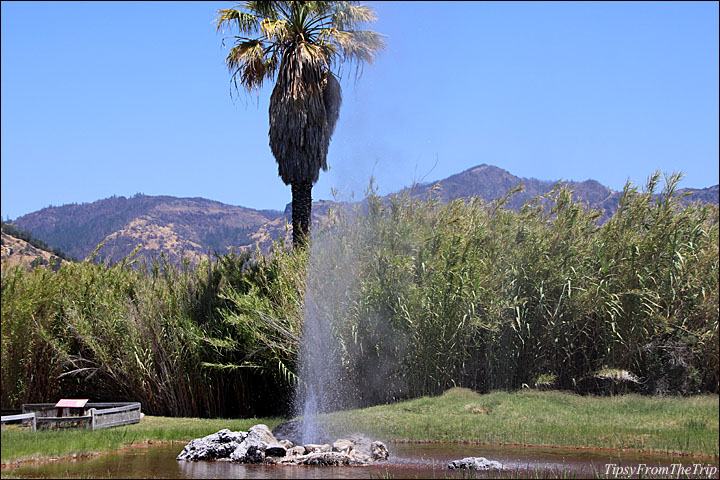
[294,205,359,444]
[293,196,411,445]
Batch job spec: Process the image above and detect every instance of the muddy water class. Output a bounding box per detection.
[3,443,718,479]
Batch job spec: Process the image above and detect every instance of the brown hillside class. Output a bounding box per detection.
[1,232,67,270]
[11,195,283,264]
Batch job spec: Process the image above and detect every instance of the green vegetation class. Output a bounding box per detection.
[323,388,719,457]
[318,173,718,405]
[0,415,283,464]
[2,173,718,419]
[1,389,717,465]
[1,246,306,417]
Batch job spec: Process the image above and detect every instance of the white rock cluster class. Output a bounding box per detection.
[447,456,503,471]
[177,424,389,466]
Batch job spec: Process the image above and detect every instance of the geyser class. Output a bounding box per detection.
[295,206,360,444]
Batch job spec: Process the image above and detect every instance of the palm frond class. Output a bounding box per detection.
[245,1,280,20]
[331,29,385,65]
[331,2,378,30]
[226,39,269,90]
[259,17,289,42]
[215,8,260,35]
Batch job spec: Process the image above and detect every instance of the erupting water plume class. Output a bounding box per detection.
[294,205,360,444]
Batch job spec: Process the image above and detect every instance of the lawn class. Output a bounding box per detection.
[322,388,719,457]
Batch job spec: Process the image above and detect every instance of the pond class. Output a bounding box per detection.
[3,442,718,479]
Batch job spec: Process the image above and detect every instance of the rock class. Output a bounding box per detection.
[230,437,267,463]
[353,452,372,464]
[332,439,355,454]
[247,424,277,444]
[304,443,332,454]
[176,429,247,461]
[219,429,247,443]
[302,451,353,466]
[272,419,331,445]
[264,442,287,458]
[344,434,374,457]
[448,457,503,471]
[225,424,279,463]
[178,424,390,467]
[287,446,306,457]
[272,420,303,445]
[370,441,389,461]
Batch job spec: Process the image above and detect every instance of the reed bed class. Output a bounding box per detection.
[1,172,717,418]
[323,173,718,406]
[1,247,305,417]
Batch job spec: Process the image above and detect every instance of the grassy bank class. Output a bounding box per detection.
[0,416,284,465]
[323,388,719,457]
[2,389,717,465]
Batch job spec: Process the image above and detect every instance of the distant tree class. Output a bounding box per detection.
[215,1,384,247]
[1,222,77,262]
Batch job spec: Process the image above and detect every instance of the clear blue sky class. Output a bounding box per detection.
[2,1,718,220]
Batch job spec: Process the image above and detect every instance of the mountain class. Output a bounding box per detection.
[404,164,718,223]
[1,225,72,270]
[9,194,283,264]
[6,165,718,264]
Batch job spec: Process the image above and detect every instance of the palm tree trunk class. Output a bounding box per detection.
[291,181,312,248]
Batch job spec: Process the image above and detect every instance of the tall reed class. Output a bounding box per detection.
[2,172,717,417]
[315,173,718,405]
[1,245,305,417]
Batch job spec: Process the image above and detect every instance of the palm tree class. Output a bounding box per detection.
[216,1,384,248]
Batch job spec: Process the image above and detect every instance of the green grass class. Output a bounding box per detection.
[3,389,717,466]
[322,388,720,458]
[0,416,284,465]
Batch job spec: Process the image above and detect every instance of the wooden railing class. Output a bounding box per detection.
[89,403,141,430]
[4,402,142,431]
[1,412,37,431]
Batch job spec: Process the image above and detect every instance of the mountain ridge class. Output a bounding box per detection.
[6,164,718,265]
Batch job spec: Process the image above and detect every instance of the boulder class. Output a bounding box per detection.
[176,429,247,461]
[230,437,267,463]
[352,452,372,464]
[287,446,306,457]
[576,369,642,396]
[278,439,293,449]
[247,424,278,444]
[302,451,353,466]
[332,439,355,455]
[370,441,389,461]
[303,443,332,454]
[448,457,503,471]
[265,442,288,458]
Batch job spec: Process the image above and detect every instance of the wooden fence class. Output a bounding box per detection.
[0,412,36,431]
[2,402,141,431]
